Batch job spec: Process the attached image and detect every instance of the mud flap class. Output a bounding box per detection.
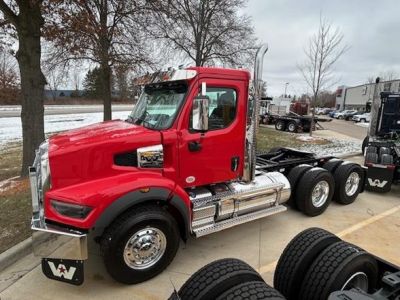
[365,165,394,193]
[42,258,84,285]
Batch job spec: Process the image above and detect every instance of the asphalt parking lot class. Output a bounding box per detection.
[1,154,399,300]
[321,118,368,140]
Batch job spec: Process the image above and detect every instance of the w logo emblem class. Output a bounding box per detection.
[48,262,77,280]
[368,178,388,188]
[42,258,84,285]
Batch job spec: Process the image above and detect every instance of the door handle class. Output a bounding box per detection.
[188,141,202,152]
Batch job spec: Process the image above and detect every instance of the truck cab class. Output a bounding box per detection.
[30,45,365,285]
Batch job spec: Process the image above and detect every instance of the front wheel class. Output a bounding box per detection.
[101,205,180,284]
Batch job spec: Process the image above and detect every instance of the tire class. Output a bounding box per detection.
[216,281,285,300]
[100,205,180,284]
[177,258,264,300]
[379,147,390,157]
[381,154,394,165]
[299,241,379,300]
[275,120,286,131]
[333,163,363,205]
[361,136,369,154]
[287,121,298,133]
[360,118,366,123]
[366,146,377,153]
[365,152,378,164]
[295,167,335,217]
[322,158,343,173]
[274,228,340,300]
[338,115,344,119]
[286,164,313,209]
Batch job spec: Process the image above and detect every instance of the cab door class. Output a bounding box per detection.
[178,78,247,188]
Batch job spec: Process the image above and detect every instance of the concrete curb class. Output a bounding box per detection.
[0,237,32,271]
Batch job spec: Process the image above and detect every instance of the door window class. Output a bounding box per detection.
[200,87,237,130]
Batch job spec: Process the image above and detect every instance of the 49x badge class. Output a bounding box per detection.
[42,258,84,285]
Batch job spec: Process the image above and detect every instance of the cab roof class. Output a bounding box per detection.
[187,66,251,81]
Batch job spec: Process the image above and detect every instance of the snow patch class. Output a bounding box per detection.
[355,122,370,128]
[296,135,325,142]
[0,176,20,193]
[0,110,131,146]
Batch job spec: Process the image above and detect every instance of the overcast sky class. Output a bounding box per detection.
[244,0,400,96]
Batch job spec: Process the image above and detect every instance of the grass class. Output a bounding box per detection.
[0,126,330,253]
[257,126,330,152]
[0,141,32,253]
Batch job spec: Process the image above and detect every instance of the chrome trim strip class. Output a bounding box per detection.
[193,205,287,238]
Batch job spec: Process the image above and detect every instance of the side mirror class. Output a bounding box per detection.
[192,95,209,131]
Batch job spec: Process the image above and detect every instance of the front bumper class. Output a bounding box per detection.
[31,218,88,260]
[30,165,87,260]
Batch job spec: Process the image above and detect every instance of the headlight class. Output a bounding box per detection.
[51,199,92,219]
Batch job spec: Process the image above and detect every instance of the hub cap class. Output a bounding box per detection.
[311,181,330,207]
[345,172,360,196]
[341,272,369,291]
[123,227,167,270]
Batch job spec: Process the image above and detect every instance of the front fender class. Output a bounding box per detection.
[45,172,191,237]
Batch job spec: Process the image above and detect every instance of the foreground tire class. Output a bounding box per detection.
[177,258,264,300]
[274,228,340,300]
[101,205,180,284]
[286,164,313,209]
[217,281,285,300]
[295,167,335,216]
[333,163,363,205]
[299,241,378,300]
[275,120,286,131]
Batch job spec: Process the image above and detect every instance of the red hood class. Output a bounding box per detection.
[49,120,161,188]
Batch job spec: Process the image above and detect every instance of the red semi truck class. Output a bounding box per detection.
[29,45,366,285]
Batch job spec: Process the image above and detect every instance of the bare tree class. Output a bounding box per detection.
[146,0,258,67]
[44,64,67,102]
[0,48,19,104]
[379,70,398,82]
[0,0,46,176]
[299,17,348,136]
[44,0,153,120]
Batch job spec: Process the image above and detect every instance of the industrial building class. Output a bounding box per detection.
[336,79,400,111]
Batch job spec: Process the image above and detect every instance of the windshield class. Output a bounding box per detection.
[127,81,187,130]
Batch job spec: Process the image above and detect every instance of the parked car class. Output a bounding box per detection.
[352,112,370,123]
[328,110,338,118]
[334,110,358,120]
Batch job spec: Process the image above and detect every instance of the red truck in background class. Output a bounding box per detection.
[29,45,366,286]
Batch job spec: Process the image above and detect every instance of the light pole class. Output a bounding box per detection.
[284,82,289,98]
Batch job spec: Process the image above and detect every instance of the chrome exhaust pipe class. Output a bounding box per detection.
[243,44,268,183]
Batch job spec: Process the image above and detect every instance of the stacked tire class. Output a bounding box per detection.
[274,228,379,300]
[365,144,394,165]
[170,258,285,300]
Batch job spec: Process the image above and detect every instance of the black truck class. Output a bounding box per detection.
[363,92,400,193]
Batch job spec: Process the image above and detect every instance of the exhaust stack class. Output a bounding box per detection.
[243,44,268,183]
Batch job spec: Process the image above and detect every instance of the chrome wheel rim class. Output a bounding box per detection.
[289,124,295,131]
[345,172,360,196]
[341,272,368,291]
[311,180,329,207]
[123,227,167,270]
